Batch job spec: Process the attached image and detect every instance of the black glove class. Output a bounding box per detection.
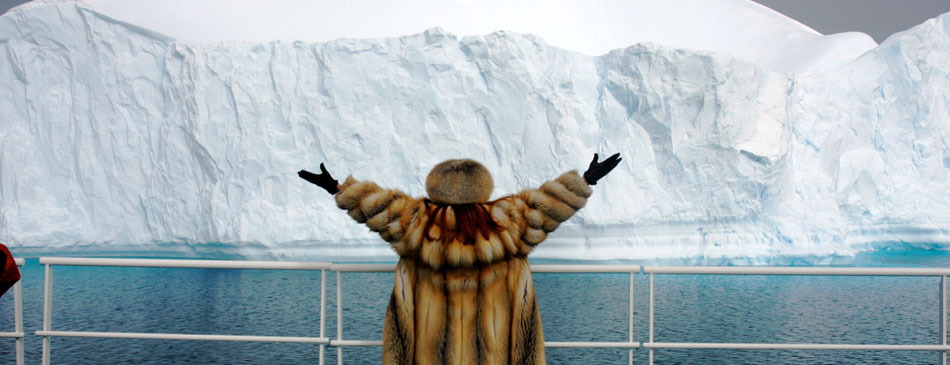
[583,153,622,185]
[298,163,340,195]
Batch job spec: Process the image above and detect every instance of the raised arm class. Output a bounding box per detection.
[500,153,622,253]
[299,164,423,255]
[513,171,592,245]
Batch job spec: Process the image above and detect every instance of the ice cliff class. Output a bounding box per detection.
[0,1,948,260]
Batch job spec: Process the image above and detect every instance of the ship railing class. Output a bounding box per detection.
[34,258,332,365]
[1,258,25,365]
[641,266,950,365]
[331,265,950,365]
[27,257,950,365]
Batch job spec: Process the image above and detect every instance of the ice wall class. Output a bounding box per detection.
[0,3,948,260]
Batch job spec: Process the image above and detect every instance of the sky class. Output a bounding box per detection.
[751,0,949,42]
[1,0,949,43]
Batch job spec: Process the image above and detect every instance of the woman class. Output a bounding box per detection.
[299,154,620,364]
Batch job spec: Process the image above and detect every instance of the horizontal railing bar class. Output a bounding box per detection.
[328,340,641,348]
[331,340,384,346]
[37,259,941,276]
[532,265,640,273]
[14,258,23,266]
[0,332,24,338]
[644,266,950,276]
[35,331,330,343]
[331,263,640,273]
[328,340,948,351]
[545,341,640,348]
[39,257,331,270]
[331,264,396,272]
[644,342,950,351]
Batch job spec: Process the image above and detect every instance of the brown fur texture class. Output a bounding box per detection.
[336,170,592,364]
[425,159,495,204]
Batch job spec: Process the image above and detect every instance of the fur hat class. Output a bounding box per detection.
[425,159,494,204]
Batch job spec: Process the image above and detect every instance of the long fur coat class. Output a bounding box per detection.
[335,171,592,364]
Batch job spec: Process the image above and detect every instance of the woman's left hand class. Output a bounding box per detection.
[583,153,622,185]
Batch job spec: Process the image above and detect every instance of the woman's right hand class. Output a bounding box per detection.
[299,163,341,194]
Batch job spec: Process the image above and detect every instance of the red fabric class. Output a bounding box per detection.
[0,243,20,298]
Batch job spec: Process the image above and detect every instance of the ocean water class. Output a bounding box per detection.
[0,251,947,364]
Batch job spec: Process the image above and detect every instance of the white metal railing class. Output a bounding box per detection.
[643,266,950,365]
[331,263,641,364]
[36,257,332,365]
[27,258,950,364]
[1,258,25,365]
[333,264,950,365]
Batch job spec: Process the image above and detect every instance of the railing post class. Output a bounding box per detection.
[629,272,634,365]
[14,267,24,365]
[320,269,326,365]
[337,271,343,365]
[42,263,52,365]
[941,275,947,365]
[649,273,654,365]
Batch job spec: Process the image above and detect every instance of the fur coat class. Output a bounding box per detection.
[335,171,592,364]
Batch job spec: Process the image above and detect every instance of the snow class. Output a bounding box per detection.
[0,1,947,261]
[66,0,877,74]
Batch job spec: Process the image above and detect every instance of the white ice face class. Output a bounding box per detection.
[0,1,947,261]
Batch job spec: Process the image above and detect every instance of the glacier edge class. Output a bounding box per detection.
[0,4,948,261]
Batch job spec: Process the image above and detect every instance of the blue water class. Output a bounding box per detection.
[0,251,947,364]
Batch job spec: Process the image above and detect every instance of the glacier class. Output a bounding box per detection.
[0,1,948,261]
